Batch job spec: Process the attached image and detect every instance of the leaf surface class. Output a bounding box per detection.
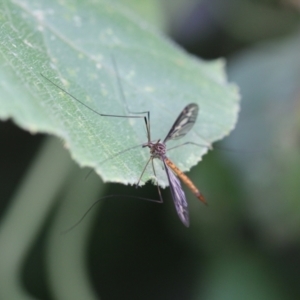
[0,0,239,186]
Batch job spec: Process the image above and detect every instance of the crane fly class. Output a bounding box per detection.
[139,103,206,227]
[41,69,207,227]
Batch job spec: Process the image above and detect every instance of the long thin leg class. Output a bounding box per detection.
[151,159,163,204]
[42,65,152,142]
[40,73,146,120]
[62,193,163,233]
[110,54,149,117]
[135,156,152,187]
[110,54,151,141]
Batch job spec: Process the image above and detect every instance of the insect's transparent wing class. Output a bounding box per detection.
[163,103,199,143]
[163,160,189,227]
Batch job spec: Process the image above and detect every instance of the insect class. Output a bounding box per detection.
[137,103,206,227]
[41,67,207,227]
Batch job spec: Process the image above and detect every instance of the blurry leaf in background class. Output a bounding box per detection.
[227,31,300,246]
[168,0,300,57]
[210,0,300,42]
[197,249,287,300]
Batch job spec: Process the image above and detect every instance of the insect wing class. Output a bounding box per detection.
[164,103,199,143]
[163,160,189,227]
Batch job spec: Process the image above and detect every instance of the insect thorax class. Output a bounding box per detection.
[144,141,166,159]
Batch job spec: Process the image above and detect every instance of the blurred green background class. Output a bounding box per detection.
[1,0,300,299]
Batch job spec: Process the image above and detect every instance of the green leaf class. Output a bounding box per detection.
[0,0,239,186]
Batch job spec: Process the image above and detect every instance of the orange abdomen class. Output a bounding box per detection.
[164,158,207,205]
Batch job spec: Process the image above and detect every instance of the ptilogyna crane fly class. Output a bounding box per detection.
[140,103,206,227]
[41,71,207,227]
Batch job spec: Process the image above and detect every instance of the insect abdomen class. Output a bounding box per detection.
[164,158,207,205]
